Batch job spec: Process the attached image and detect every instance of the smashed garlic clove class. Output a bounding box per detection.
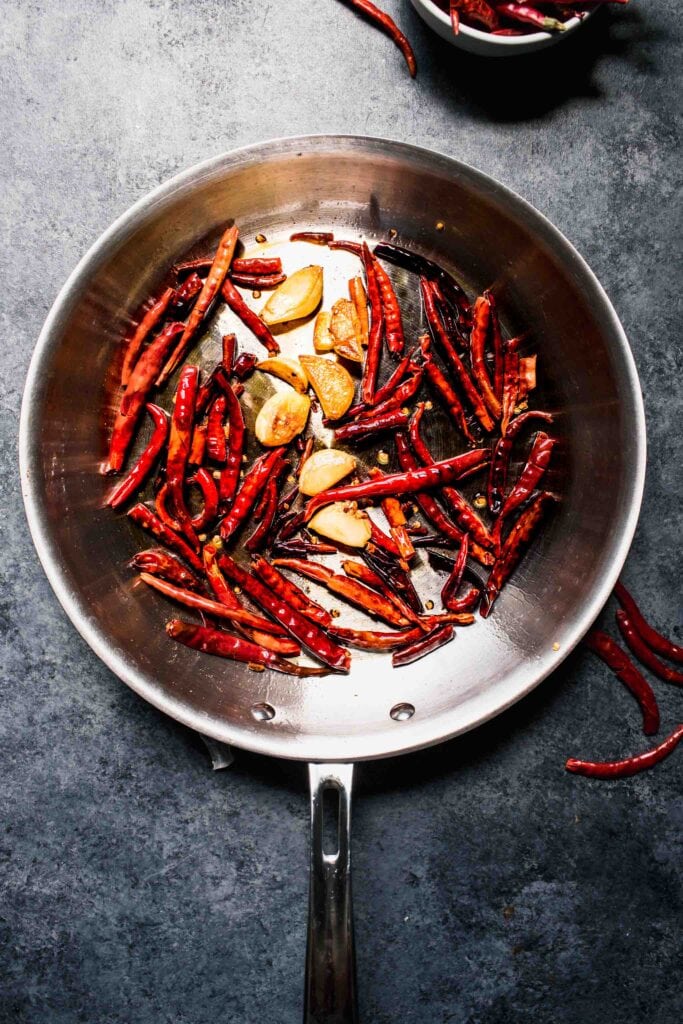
[330,299,362,361]
[257,356,309,394]
[313,310,335,352]
[299,355,355,420]
[308,502,371,548]
[299,449,357,497]
[260,265,323,325]
[255,391,310,446]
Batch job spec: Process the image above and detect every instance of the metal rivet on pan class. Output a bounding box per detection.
[251,702,276,722]
[390,702,415,722]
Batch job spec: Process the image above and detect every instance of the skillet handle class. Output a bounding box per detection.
[304,763,359,1024]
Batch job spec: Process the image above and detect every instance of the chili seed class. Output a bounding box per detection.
[233,587,241,595]
[425,599,434,610]
[255,233,267,243]
[424,400,433,411]
[436,221,445,232]
[248,662,265,673]
[377,450,390,465]
[331,608,340,618]
[212,470,221,480]
[388,228,398,239]
[473,494,487,509]
[198,533,207,543]
[252,290,261,299]
[552,642,560,651]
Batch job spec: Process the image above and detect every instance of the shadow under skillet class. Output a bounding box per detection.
[407,7,657,123]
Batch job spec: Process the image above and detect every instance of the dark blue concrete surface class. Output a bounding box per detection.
[1,2,681,1022]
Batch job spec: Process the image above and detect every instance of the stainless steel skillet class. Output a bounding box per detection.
[20,136,646,1023]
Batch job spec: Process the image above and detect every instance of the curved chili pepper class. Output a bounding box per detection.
[128,502,204,572]
[501,342,521,436]
[174,257,213,279]
[120,287,174,387]
[221,279,279,354]
[304,445,489,521]
[362,544,422,614]
[373,243,471,325]
[342,559,422,627]
[106,404,168,509]
[232,257,283,276]
[212,368,245,511]
[372,349,414,406]
[470,295,502,420]
[361,242,384,404]
[189,468,219,533]
[290,231,334,245]
[106,322,184,473]
[219,555,351,672]
[165,365,200,548]
[372,258,404,355]
[356,369,423,422]
[131,547,204,592]
[335,408,408,443]
[245,478,279,553]
[220,448,285,543]
[393,624,454,668]
[487,410,554,515]
[585,630,660,735]
[338,0,416,77]
[614,582,683,665]
[160,224,239,383]
[222,333,236,373]
[273,558,411,628]
[252,556,332,628]
[166,620,327,677]
[441,535,469,610]
[565,724,683,780]
[172,271,203,310]
[328,625,424,651]
[616,610,683,685]
[496,3,568,32]
[451,0,499,30]
[442,583,480,613]
[188,423,207,467]
[394,432,467,547]
[422,281,494,433]
[328,239,363,257]
[230,271,287,289]
[206,394,228,463]
[420,337,475,443]
[481,492,555,617]
[493,431,556,545]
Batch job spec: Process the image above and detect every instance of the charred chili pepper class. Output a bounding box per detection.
[338,0,417,77]
[220,448,285,543]
[165,365,200,548]
[251,556,332,628]
[493,431,556,545]
[304,446,489,521]
[290,231,335,245]
[206,394,228,463]
[232,257,283,276]
[230,271,287,289]
[565,724,683,780]
[166,619,327,677]
[328,625,424,651]
[174,257,213,279]
[160,224,239,383]
[488,410,555,515]
[585,630,660,735]
[106,404,168,509]
[106,321,184,473]
[172,271,203,310]
[273,558,411,628]
[614,582,683,665]
[131,548,204,592]
[361,242,384,404]
[393,624,454,668]
[481,492,555,617]
[120,287,174,387]
[441,535,469,610]
[219,554,351,672]
[470,294,501,420]
[335,408,409,443]
[374,242,471,325]
[221,278,279,354]
[373,258,404,355]
[212,368,245,511]
[361,543,422,614]
[420,336,475,443]
[616,610,683,685]
[127,503,204,572]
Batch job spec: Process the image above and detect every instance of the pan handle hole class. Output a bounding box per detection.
[322,785,341,857]
[251,702,276,722]
[390,702,415,722]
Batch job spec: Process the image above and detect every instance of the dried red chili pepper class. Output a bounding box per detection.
[441,584,480,613]
[222,333,236,373]
[343,559,422,628]
[232,257,283,276]
[273,558,411,628]
[174,257,213,280]
[500,342,521,436]
[394,433,468,548]
[127,503,204,573]
[496,3,568,32]
[361,242,384,404]
[172,271,203,309]
[493,431,556,545]
[188,423,207,467]
[165,365,200,548]
[245,477,280,553]
[368,469,415,561]
[487,410,554,515]
[356,369,423,421]
[481,492,555,617]
[290,231,335,245]
[252,556,332,628]
[335,407,409,443]
[272,538,337,557]
[470,295,501,420]
[616,610,683,685]
[188,468,219,533]
[441,535,469,610]
[485,290,505,404]
[139,571,288,635]
[328,625,424,651]
[373,258,404,356]
[160,224,239,383]
[457,0,499,30]
[230,271,287,289]
[131,548,204,592]
[614,582,683,665]
[304,446,489,521]
[374,243,471,326]
[166,620,327,677]
[219,554,351,672]
[212,368,245,511]
[449,0,460,33]
[231,351,258,381]
[206,394,228,463]
[105,404,168,509]
[120,287,174,387]
[296,437,314,478]
[585,631,660,736]
[328,239,363,257]
[393,624,454,668]
[565,725,683,780]
[420,336,475,443]
[106,322,184,473]
[518,355,537,402]
[338,0,417,77]
[221,279,279,354]
[372,349,414,406]
[220,448,285,543]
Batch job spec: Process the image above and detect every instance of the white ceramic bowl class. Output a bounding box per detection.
[411,0,591,56]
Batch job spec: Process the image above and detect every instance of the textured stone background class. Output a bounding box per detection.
[1,2,681,1022]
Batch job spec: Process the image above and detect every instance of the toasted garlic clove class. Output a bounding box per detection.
[257,356,309,394]
[260,265,323,325]
[313,310,335,352]
[308,502,371,548]
[299,449,357,497]
[255,391,310,446]
[330,299,362,362]
[299,355,355,421]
